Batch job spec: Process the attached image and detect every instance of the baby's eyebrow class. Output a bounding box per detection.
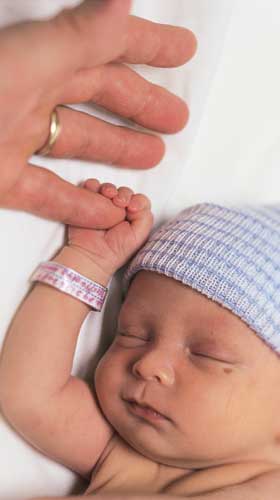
[116,317,147,333]
[191,335,232,352]
[194,327,247,356]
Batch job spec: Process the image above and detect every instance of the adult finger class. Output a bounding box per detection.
[118,15,198,67]
[0,0,132,87]
[60,63,189,134]
[47,107,165,169]
[0,164,125,228]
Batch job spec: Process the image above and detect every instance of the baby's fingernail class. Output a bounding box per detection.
[105,187,117,195]
[115,196,126,203]
[128,201,142,211]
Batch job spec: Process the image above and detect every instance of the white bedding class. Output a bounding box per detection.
[0,1,280,498]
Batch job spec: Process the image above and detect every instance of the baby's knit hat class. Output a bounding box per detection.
[123,203,280,354]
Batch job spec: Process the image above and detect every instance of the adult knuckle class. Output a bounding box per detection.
[145,32,162,64]
[76,127,92,160]
[18,173,49,215]
[130,85,155,120]
[51,7,89,61]
[53,8,82,38]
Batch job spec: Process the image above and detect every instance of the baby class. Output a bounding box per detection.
[1,178,280,500]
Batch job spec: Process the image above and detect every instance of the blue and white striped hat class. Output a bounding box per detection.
[123,203,280,354]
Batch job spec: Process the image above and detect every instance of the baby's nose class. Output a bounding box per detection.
[132,349,175,386]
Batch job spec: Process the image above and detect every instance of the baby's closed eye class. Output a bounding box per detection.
[189,343,237,365]
[190,350,227,362]
[115,328,237,368]
[116,331,147,346]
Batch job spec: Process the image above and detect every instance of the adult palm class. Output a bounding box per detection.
[0,0,196,227]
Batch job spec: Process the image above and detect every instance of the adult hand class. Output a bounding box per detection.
[0,0,197,227]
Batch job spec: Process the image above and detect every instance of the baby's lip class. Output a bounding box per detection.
[124,397,170,420]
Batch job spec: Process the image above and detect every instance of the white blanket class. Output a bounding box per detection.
[0,1,280,498]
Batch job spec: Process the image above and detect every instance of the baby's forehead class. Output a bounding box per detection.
[123,274,245,337]
[124,272,237,323]
[121,272,280,365]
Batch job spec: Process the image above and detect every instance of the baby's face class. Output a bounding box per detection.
[95,271,280,469]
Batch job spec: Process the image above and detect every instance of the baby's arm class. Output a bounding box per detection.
[0,178,153,479]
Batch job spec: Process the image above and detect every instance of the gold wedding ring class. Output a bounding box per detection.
[36,108,61,156]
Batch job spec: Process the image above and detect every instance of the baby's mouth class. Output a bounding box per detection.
[124,399,169,422]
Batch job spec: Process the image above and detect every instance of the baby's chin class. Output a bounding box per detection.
[113,420,235,471]
[112,423,189,469]
[125,437,180,467]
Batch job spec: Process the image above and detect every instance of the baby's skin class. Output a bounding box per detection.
[1,179,280,500]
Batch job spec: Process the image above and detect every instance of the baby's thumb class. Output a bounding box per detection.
[127,207,154,248]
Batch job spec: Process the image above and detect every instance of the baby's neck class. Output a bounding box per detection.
[167,460,280,497]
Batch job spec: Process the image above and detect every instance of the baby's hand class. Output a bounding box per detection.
[67,178,153,279]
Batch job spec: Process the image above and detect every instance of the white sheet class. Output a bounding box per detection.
[0,1,280,498]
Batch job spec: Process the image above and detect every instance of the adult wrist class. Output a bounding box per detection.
[53,245,112,287]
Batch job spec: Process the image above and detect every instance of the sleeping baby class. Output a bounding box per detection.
[0,178,280,500]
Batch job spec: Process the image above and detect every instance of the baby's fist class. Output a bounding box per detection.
[67,179,153,278]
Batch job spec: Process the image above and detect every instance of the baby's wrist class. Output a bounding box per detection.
[53,246,113,286]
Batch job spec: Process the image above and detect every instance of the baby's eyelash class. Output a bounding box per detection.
[191,351,224,362]
[193,352,212,359]
[116,332,149,342]
[117,332,146,340]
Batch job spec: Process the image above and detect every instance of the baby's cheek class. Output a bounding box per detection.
[95,350,123,402]
[95,354,111,392]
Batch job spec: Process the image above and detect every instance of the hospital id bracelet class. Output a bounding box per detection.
[31,261,108,311]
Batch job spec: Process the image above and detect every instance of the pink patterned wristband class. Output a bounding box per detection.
[31,261,108,311]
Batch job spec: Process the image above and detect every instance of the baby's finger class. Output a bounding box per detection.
[82,178,100,192]
[127,193,151,213]
[113,186,134,208]
[99,182,118,199]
